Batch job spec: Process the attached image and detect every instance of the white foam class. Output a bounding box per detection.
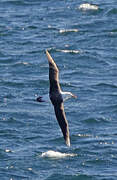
[79,3,98,10]
[41,150,76,158]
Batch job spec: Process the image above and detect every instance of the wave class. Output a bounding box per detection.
[41,150,77,158]
[46,174,93,180]
[93,82,117,89]
[84,116,110,124]
[79,3,99,11]
[12,62,29,67]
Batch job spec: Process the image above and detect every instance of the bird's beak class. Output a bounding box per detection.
[36,96,45,102]
[72,94,77,99]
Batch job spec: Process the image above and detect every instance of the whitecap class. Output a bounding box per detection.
[5,149,11,153]
[59,29,79,33]
[5,149,13,153]
[57,49,80,54]
[79,3,98,10]
[41,150,76,158]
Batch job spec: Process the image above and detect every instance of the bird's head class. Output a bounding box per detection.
[36,96,45,102]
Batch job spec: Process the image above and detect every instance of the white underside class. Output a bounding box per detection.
[61,91,73,101]
[42,91,73,102]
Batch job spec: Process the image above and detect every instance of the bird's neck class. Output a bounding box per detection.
[61,91,73,101]
[42,94,50,103]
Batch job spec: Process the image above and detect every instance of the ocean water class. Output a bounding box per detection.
[0,0,117,179]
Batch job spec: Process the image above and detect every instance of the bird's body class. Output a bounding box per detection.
[37,50,77,146]
[37,91,73,103]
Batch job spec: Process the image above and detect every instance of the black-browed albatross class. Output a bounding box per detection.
[37,50,77,147]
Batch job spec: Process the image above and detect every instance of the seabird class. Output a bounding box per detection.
[37,50,77,147]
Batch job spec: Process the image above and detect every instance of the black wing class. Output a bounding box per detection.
[54,102,70,147]
[46,50,61,93]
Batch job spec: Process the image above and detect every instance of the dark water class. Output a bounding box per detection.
[0,0,117,179]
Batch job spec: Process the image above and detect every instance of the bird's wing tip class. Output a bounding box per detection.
[66,137,70,147]
[45,49,51,60]
[45,49,49,55]
[45,49,58,71]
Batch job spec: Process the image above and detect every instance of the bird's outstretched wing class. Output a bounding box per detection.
[46,50,70,147]
[53,102,70,147]
[46,50,61,93]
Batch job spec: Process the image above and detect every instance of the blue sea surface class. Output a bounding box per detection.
[0,0,117,179]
